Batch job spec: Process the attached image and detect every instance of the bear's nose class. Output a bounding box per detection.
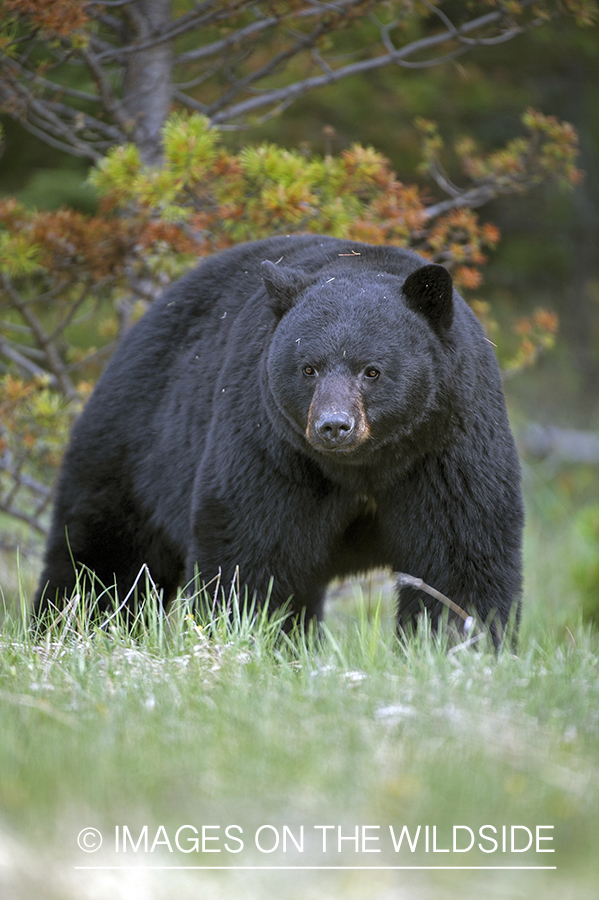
[315,411,355,445]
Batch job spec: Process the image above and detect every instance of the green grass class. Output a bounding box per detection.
[1,476,598,899]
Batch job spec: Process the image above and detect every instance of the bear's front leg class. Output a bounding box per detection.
[380,447,524,646]
[186,448,355,629]
[187,492,332,628]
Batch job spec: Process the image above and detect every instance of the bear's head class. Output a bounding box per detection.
[261,257,461,469]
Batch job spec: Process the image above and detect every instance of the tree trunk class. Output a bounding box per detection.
[123,0,173,166]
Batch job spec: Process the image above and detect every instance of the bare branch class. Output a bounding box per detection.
[10,70,101,104]
[210,6,526,125]
[0,444,53,519]
[1,278,79,400]
[0,0,563,161]
[205,16,335,117]
[0,340,47,363]
[0,450,52,499]
[4,118,103,161]
[172,90,209,113]
[88,0,137,8]
[67,342,118,372]
[46,280,97,346]
[25,98,124,143]
[0,337,57,384]
[397,573,473,624]
[420,185,499,220]
[177,16,279,64]
[0,320,35,338]
[0,75,111,158]
[93,0,253,62]
[0,495,50,535]
[81,47,133,135]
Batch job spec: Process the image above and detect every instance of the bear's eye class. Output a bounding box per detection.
[364,368,380,380]
[302,365,317,377]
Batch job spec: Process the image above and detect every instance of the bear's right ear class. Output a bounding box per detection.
[402,264,454,337]
[261,260,313,319]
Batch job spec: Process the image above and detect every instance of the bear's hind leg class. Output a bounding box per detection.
[33,497,183,630]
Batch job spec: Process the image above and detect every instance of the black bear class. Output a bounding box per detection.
[33,235,524,641]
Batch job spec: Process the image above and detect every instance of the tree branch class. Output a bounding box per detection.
[93,0,253,61]
[420,184,500,220]
[210,6,526,125]
[46,280,98,346]
[177,16,279,64]
[0,337,57,384]
[0,0,560,159]
[0,501,49,536]
[1,278,79,400]
[205,16,337,117]
[0,76,110,159]
[81,47,134,136]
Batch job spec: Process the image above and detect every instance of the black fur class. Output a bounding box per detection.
[33,236,524,640]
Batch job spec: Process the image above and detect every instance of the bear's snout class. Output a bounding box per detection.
[306,374,369,453]
[315,410,355,446]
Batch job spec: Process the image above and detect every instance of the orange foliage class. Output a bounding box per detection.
[5,0,90,35]
[137,221,199,255]
[28,209,138,280]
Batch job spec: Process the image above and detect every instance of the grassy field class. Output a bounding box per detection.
[1,467,598,900]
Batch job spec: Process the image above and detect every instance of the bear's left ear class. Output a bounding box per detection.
[261,260,313,319]
[402,264,454,336]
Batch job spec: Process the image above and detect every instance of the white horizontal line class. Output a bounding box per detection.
[74,866,557,871]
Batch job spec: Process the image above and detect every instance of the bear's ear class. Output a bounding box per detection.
[402,264,454,336]
[261,260,313,319]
